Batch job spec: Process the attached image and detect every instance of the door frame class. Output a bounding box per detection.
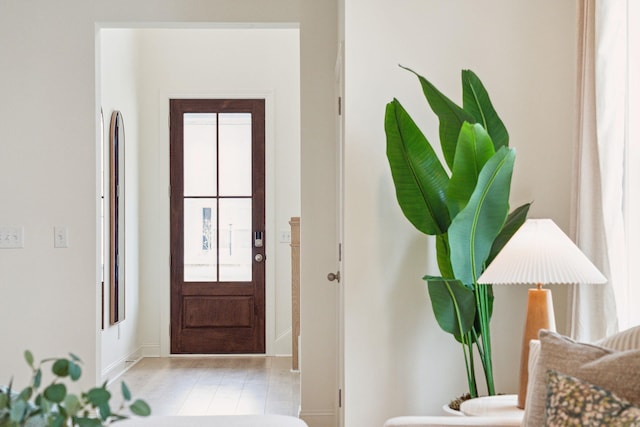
[335,40,345,427]
[169,98,266,354]
[158,90,278,356]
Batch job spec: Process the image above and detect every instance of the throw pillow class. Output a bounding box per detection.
[598,325,640,351]
[522,330,640,427]
[545,370,640,427]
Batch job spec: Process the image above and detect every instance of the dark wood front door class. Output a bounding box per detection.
[170,99,265,354]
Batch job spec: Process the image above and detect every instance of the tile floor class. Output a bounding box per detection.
[113,356,300,417]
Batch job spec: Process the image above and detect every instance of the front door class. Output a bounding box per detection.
[170,99,266,354]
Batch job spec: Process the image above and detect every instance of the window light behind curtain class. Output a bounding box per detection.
[571,0,640,341]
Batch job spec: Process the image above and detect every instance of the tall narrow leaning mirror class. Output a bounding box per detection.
[109,110,125,325]
[100,108,105,330]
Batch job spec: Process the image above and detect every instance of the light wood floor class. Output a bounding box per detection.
[114,356,300,417]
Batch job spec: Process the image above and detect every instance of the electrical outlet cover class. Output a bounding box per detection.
[279,230,291,243]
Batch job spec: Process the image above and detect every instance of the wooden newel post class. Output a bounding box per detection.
[290,217,301,371]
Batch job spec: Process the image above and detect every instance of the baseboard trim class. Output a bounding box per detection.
[101,347,145,385]
[299,410,335,427]
[140,344,160,358]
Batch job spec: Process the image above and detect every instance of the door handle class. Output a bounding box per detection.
[327,271,341,283]
[254,253,265,263]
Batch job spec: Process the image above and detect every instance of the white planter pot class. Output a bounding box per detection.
[442,404,465,416]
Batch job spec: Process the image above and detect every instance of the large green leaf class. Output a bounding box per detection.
[86,388,111,407]
[34,369,42,388]
[129,399,151,417]
[75,417,103,427]
[17,387,32,401]
[24,351,34,368]
[401,66,475,171]
[64,394,81,417]
[0,392,8,410]
[52,359,69,378]
[487,202,531,265]
[435,234,454,279]
[44,384,67,404]
[448,147,515,285]
[446,123,496,218]
[385,99,450,235]
[10,400,27,422]
[68,361,82,382]
[52,415,67,427]
[462,70,509,151]
[121,382,132,402]
[425,276,476,340]
[98,402,111,420]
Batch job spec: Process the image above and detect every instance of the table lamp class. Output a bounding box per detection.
[477,218,606,409]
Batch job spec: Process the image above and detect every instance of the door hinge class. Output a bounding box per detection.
[338,96,342,116]
[339,388,342,408]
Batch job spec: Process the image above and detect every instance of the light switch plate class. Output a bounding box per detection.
[0,226,24,248]
[54,226,68,248]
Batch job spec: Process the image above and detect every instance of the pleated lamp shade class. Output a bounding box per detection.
[478,218,606,286]
[477,218,606,409]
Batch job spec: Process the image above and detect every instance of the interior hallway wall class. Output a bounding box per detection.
[342,1,578,425]
[100,29,142,381]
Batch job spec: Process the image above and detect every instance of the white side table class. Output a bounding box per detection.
[460,394,524,421]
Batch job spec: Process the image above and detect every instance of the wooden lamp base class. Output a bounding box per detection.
[517,285,556,409]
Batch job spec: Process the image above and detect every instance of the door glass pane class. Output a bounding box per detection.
[219,113,252,196]
[184,113,217,197]
[184,198,217,282]
[219,198,252,282]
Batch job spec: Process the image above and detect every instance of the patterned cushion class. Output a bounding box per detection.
[545,370,640,426]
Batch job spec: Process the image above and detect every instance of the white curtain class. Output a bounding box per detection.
[571,0,640,341]
[624,0,640,330]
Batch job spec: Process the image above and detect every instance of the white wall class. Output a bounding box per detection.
[0,0,97,388]
[0,2,337,424]
[343,1,577,425]
[100,29,142,380]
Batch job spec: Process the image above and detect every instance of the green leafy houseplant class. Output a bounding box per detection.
[0,351,150,427]
[385,66,530,398]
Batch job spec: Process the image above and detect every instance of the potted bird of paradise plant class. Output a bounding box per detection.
[385,66,530,400]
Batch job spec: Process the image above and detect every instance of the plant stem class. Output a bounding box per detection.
[475,283,495,395]
[443,277,479,398]
[471,328,484,361]
[467,333,478,398]
[461,332,478,398]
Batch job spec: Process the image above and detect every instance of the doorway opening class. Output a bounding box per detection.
[98,25,300,379]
